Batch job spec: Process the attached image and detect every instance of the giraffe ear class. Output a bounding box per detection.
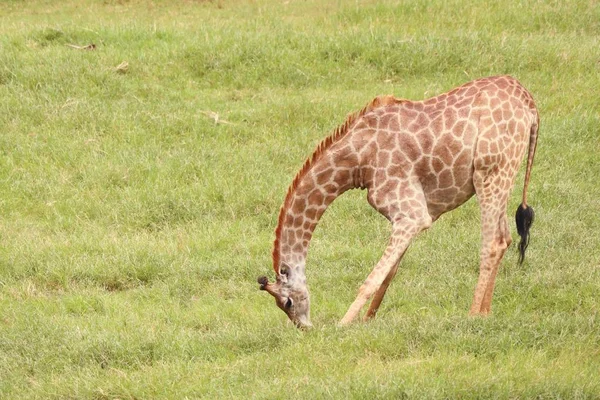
[278,263,290,283]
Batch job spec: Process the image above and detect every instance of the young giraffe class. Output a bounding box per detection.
[258,75,538,328]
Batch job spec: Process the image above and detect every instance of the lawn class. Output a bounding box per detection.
[1,0,599,398]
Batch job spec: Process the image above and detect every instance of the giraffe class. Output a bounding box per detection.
[258,75,539,328]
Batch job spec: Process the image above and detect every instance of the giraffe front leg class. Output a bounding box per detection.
[364,261,401,321]
[339,220,428,326]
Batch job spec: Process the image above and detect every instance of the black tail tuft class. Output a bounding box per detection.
[515,204,535,264]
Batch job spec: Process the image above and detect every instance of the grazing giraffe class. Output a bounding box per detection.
[258,75,538,328]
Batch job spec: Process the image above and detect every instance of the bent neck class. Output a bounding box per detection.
[272,156,355,275]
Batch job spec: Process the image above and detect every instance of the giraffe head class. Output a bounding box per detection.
[257,264,312,329]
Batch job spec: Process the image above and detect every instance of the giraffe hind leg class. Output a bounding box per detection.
[470,170,514,316]
[479,215,512,314]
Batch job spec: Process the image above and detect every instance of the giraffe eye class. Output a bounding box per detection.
[284,298,293,309]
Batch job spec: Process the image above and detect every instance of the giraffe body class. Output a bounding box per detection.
[258,76,539,328]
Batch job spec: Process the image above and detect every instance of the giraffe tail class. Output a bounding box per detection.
[515,116,539,264]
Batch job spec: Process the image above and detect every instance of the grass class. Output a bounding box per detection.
[1,0,599,398]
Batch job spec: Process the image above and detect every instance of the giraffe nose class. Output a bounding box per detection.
[294,315,313,330]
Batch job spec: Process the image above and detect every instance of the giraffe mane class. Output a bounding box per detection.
[272,95,404,274]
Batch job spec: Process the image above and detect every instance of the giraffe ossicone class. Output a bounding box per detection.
[258,76,539,328]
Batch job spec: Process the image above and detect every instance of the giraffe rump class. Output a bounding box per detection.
[271,95,403,274]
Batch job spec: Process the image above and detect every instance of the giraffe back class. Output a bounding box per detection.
[336,75,538,220]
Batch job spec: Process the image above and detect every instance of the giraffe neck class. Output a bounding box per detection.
[272,157,355,277]
[271,95,401,278]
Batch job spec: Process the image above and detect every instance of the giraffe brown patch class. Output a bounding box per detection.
[376,131,396,153]
[432,157,445,173]
[308,189,324,205]
[452,120,467,137]
[456,97,474,109]
[391,149,409,167]
[454,149,472,168]
[374,168,388,184]
[490,97,501,109]
[443,108,458,130]
[438,169,454,189]
[414,157,430,178]
[465,86,478,97]
[399,200,414,213]
[293,216,303,228]
[388,114,400,131]
[324,183,338,193]
[482,154,496,166]
[454,166,472,186]
[398,133,421,161]
[408,198,424,210]
[292,243,303,253]
[496,78,509,89]
[492,108,503,123]
[507,146,515,159]
[380,112,395,130]
[463,123,477,144]
[333,169,351,185]
[295,180,312,197]
[352,120,369,131]
[430,115,443,133]
[432,187,459,201]
[419,131,435,154]
[498,89,509,101]
[489,141,499,154]
[423,97,438,106]
[292,197,306,214]
[414,112,429,130]
[315,168,333,185]
[449,137,464,155]
[305,207,317,221]
[285,212,294,225]
[337,152,359,168]
[400,107,418,121]
[457,107,470,119]
[438,144,454,166]
[360,166,374,186]
[360,140,378,161]
[378,150,391,166]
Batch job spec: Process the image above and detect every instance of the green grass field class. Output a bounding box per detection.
[1,0,599,398]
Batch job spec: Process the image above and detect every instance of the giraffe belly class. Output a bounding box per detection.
[425,180,476,220]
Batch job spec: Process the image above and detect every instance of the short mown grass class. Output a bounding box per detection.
[1,0,599,398]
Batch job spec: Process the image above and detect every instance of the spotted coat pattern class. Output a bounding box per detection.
[262,75,539,326]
